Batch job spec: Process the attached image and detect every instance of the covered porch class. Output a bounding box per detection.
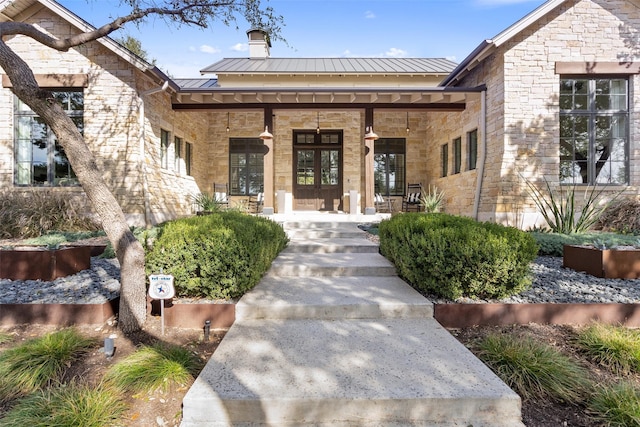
[172,85,485,215]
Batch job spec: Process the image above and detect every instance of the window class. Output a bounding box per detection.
[14,90,83,186]
[174,136,182,172]
[229,138,264,195]
[467,129,478,171]
[160,129,169,169]
[560,78,628,185]
[453,137,462,174]
[374,138,406,196]
[185,142,192,176]
[441,143,448,177]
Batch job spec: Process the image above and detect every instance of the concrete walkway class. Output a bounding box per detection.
[181,216,523,426]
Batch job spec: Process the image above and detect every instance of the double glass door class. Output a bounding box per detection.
[293,131,342,211]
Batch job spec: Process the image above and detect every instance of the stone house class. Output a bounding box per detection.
[0,0,638,228]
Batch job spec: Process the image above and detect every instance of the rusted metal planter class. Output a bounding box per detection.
[149,299,235,329]
[563,244,640,279]
[0,245,93,281]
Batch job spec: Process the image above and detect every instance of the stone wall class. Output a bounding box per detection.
[0,7,207,226]
[429,0,640,228]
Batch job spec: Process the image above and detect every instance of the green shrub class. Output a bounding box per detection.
[477,334,592,403]
[145,212,287,300]
[379,213,538,300]
[589,381,640,427]
[576,323,640,376]
[0,190,99,239]
[531,232,640,257]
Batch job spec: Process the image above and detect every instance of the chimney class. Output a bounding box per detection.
[247,29,271,59]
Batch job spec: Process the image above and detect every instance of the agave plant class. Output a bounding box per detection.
[192,192,222,213]
[420,185,445,213]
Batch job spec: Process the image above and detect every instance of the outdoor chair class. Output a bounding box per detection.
[374,193,393,213]
[248,192,264,214]
[402,183,423,212]
[213,183,229,209]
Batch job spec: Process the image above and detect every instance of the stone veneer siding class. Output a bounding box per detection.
[430,0,640,228]
[0,8,208,226]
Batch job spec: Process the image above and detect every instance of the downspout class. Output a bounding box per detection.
[473,89,487,220]
[139,81,169,228]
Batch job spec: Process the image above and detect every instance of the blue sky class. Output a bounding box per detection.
[57,0,546,78]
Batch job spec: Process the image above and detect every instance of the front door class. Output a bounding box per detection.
[293,130,343,211]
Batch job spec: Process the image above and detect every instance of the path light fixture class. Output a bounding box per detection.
[259,126,273,140]
[364,126,379,140]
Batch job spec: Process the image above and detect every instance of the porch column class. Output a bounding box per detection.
[364,134,375,214]
[363,107,378,215]
[261,107,275,215]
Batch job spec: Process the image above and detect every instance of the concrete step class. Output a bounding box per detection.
[286,228,367,239]
[236,276,433,320]
[283,237,378,254]
[266,252,397,277]
[181,318,524,427]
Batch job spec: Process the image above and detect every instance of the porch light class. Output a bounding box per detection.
[364,126,379,140]
[406,112,410,134]
[316,111,320,134]
[226,112,230,132]
[259,126,273,139]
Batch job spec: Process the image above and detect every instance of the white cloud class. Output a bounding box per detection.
[230,43,248,52]
[200,44,221,54]
[364,10,375,19]
[385,48,407,58]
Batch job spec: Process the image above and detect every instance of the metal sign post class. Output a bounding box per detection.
[148,274,175,335]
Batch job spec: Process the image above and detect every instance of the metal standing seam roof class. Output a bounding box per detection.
[200,57,458,75]
[173,78,219,89]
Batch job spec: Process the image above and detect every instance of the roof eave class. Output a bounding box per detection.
[441,0,567,86]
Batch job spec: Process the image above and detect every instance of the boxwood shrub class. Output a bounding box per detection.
[379,213,539,300]
[145,212,288,300]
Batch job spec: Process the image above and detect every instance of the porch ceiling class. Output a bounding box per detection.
[172,86,485,111]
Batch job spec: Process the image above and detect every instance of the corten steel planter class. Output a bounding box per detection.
[0,298,119,326]
[563,244,640,279]
[149,299,235,329]
[0,245,92,281]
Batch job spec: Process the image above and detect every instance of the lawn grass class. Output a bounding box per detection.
[576,323,640,375]
[105,343,202,394]
[589,381,640,427]
[477,333,592,403]
[0,381,126,427]
[0,329,96,401]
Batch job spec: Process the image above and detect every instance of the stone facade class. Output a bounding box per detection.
[2,0,640,228]
[431,0,640,228]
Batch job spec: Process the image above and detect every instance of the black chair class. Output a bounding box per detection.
[402,183,423,212]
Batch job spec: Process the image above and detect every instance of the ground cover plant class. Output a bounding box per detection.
[576,323,640,376]
[379,213,538,300]
[530,231,640,257]
[0,321,224,426]
[456,323,640,427]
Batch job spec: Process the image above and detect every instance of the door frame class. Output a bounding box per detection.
[292,130,344,211]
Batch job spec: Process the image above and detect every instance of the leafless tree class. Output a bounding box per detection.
[0,0,284,332]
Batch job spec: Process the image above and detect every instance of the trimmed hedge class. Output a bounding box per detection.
[379,213,539,300]
[145,212,288,300]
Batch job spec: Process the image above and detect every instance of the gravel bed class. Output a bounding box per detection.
[1,255,639,305]
[0,257,120,304]
[431,256,640,305]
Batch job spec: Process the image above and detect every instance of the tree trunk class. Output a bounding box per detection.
[0,40,147,332]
